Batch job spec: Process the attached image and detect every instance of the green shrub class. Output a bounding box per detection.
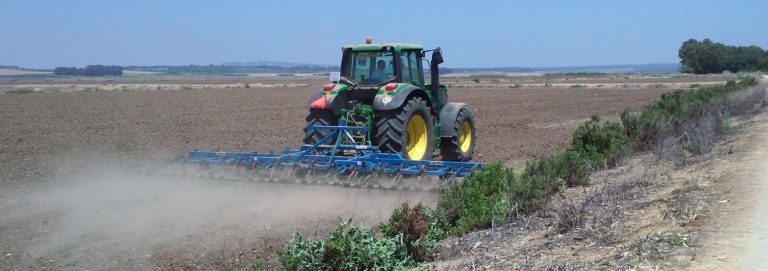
[509,83,522,88]
[679,66,695,74]
[737,74,758,87]
[523,150,591,188]
[380,202,445,262]
[621,85,730,150]
[569,114,629,168]
[277,221,425,271]
[570,84,585,88]
[438,163,516,234]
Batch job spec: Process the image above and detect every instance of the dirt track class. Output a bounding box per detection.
[0,81,675,270]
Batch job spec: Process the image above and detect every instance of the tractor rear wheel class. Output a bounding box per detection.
[374,97,434,160]
[303,109,338,145]
[440,108,476,161]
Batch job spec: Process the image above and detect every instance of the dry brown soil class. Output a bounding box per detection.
[0,77,685,270]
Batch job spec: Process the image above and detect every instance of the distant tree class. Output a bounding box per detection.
[54,65,122,76]
[679,39,767,74]
[54,67,79,75]
[721,45,764,72]
[760,55,768,71]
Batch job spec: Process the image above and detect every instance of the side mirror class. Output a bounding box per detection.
[432,48,444,65]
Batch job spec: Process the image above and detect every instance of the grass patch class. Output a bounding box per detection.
[721,118,732,131]
[250,260,265,271]
[12,88,33,94]
[570,84,586,89]
[660,232,692,247]
[509,83,522,89]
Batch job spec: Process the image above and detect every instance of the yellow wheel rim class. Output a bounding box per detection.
[459,120,472,152]
[406,114,428,160]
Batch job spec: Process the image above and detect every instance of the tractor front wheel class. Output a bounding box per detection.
[440,108,476,161]
[374,97,435,160]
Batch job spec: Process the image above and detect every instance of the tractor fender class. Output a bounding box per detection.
[372,85,427,111]
[438,103,469,138]
[306,90,344,114]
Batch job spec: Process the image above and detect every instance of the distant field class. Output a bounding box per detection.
[122,70,162,75]
[0,73,735,94]
[0,68,52,76]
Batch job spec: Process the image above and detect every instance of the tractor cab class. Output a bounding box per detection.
[338,40,446,112]
[340,44,424,87]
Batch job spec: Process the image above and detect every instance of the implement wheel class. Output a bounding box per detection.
[440,108,476,161]
[303,109,338,145]
[374,97,434,160]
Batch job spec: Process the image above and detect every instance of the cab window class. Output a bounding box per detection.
[399,50,423,86]
[345,50,394,85]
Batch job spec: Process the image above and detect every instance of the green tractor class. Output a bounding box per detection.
[304,39,477,162]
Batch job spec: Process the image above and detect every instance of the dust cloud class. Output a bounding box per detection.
[0,162,439,269]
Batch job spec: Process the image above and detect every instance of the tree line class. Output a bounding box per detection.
[679,39,768,74]
[54,65,123,76]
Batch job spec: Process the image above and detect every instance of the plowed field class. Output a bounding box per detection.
[0,78,677,270]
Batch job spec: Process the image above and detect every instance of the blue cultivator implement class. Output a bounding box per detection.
[151,121,483,192]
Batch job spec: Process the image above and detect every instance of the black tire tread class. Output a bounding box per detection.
[303,109,337,144]
[373,97,433,160]
[440,108,475,161]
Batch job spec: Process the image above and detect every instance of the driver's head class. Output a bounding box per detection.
[377,60,386,70]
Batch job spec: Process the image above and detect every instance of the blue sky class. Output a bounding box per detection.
[1,0,766,69]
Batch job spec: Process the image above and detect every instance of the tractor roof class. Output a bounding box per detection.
[344,43,423,51]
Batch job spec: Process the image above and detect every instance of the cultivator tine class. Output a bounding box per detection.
[439,168,461,189]
[416,165,427,182]
[269,167,275,179]
[309,161,317,177]
[391,164,405,185]
[346,166,358,183]
[362,163,384,182]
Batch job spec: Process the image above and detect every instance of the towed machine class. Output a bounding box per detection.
[153,38,484,192]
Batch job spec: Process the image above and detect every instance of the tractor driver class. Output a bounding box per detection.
[370,60,387,83]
